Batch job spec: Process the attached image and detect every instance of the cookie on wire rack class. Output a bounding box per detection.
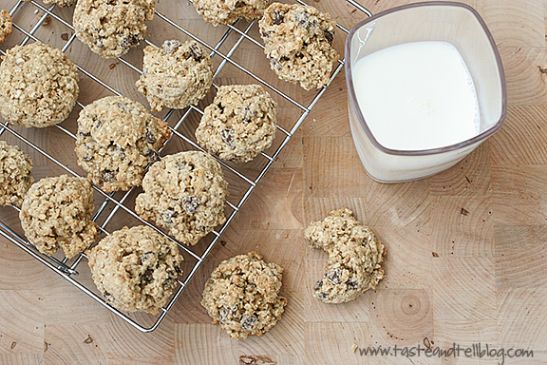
[87,225,184,314]
[136,39,214,112]
[19,175,98,259]
[0,141,33,208]
[0,9,12,43]
[193,0,270,26]
[195,84,277,163]
[259,2,339,90]
[75,96,171,192]
[73,0,157,58]
[0,42,79,128]
[42,0,77,7]
[135,151,228,246]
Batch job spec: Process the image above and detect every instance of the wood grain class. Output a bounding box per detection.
[0,0,546,364]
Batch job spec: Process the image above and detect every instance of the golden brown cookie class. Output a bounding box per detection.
[195,84,277,163]
[0,42,79,128]
[304,208,385,303]
[136,40,213,111]
[259,3,339,90]
[0,141,33,207]
[201,252,287,339]
[75,96,171,192]
[87,226,183,314]
[19,175,97,259]
[135,151,228,245]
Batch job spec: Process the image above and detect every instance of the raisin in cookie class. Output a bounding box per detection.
[75,96,171,192]
[0,42,79,128]
[19,175,97,259]
[304,208,385,304]
[201,252,287,339]
[136,40,213,112]
[0,9,12,43]
[193,0,269,26]
[135,151,227,246]
[195,84,277,163]
[87,226,183,314]
[259,3,339,90]
[74,0,157,58]
[0,141,33,207]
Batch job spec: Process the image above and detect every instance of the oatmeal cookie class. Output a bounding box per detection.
[135,151,228,246]
[193,0,269,26]
[304,208,385,304]
[201,252,287,339]
[87,225,183,314]
[19,175,97,259]
[0,42,79,128]
[75,96,171,192]
[0,141,33,207]
[0,9,12,43]
[259,3,339,90]
[41,0,77,7]
[195,84,277,163]
[136,40,213,111]
[73,0,157,58]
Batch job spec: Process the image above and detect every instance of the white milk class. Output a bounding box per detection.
[352,41,480,151]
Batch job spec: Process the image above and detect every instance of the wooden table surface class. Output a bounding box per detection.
[0,0,546,364]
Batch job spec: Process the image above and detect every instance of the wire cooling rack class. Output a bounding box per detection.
[0,0,371,332]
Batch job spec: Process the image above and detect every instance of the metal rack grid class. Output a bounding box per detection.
[0,0,371,332]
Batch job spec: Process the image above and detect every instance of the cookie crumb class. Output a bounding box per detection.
[432,252,439,258]
[460,208,470,216]
[351,343,358,353]
[42,16,51,26]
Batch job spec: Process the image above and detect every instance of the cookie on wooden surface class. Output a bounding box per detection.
[304,208,385,303]
[201,252,287,339]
